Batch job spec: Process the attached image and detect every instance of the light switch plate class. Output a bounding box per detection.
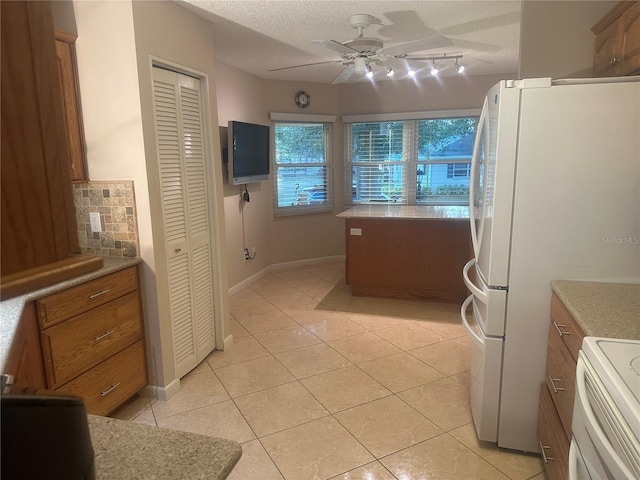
[350,228,362,236]
[89,212,102,233]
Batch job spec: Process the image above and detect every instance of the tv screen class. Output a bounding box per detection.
[228,121,270,185]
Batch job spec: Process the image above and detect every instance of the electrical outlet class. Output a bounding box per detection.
[89,212,102,233]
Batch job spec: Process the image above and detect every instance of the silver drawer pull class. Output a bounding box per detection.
[89,289,111,300]
[552,321,570,337]
[548,375,565,393]
[539,441,554,463]
[94,330,115,342]
[100,383,121,397]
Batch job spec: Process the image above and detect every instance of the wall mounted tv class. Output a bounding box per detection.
[228,120,270,185]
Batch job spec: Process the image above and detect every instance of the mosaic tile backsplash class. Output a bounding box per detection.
[73,181,139,258]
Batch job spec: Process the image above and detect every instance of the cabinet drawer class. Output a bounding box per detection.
[544,321,576,440]
[41,292,142,388]
[37,267,138,328]
[537,383,569,480]
[550,293,585,362]
[57,340,147,416]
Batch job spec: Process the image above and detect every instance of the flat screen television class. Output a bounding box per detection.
[228,120,270,185]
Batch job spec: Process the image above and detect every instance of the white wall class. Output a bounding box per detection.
[72,0,165,386]
[519,1,613,79]
[74,0,231,392]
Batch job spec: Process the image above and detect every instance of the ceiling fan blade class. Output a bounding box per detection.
[331,64,355,84]
[313,39,359,55]
[380,35,453,56]
[268,60,342,72]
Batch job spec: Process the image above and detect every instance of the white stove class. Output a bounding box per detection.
[571,337,640,479]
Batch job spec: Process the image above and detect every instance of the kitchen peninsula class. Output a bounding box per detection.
[338,205,471,302]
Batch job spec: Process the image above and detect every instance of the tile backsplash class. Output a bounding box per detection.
[73,181,139,258]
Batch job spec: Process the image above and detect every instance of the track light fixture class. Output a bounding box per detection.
[354,54,463,79]
[365,64,373,78]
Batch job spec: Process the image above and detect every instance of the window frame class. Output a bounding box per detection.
[343,109,480,206]
[270,113,336,216]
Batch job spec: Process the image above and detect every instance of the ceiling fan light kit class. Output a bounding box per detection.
[269,13,467,83]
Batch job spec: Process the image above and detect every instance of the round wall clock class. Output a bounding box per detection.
[295,91,311,108]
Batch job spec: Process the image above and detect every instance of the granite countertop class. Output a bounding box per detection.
[551,280,640,339]
[0,256,142,372]
[88,415,241,480]
[337,204,470,220]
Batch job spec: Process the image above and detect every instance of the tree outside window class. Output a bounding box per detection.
[346,114,477,205]
[273,121,333,215]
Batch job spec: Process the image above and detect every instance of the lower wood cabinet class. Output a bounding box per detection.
[344,218,471,302]
[537,292,586,480]
[538,383,570,480]
[36,266,147,415]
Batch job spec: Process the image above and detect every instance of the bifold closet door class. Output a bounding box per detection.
[152,67,216,378]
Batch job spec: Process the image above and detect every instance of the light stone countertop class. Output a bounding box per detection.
[0,256,142,372]
[88,415,242,480]
[551,280,640,339]
[337,204,470,220]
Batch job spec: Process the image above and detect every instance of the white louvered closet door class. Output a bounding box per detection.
[152,67,216,379]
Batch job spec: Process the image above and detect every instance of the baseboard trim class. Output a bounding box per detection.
[229,255,345,294]
[222,334,233,351]
[139,378,181,401]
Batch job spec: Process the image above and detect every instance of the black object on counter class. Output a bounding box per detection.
[1,393,95,480]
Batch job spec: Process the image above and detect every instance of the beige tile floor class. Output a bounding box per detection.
[114,260,548,480]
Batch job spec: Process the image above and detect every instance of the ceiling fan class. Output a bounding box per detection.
[269,14,464,84]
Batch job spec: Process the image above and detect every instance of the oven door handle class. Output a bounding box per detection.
[575,358,637,479]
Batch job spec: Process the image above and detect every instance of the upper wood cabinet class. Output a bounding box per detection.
[55,30,88,182]
[592,1,640,77]
[1,1,101,300]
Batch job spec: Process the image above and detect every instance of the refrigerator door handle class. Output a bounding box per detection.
[461,294,484,348]
[469,96,488,259]
[463,258,487,303]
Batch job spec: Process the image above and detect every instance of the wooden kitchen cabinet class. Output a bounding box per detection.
[55,30,88,182]
[1,1,101,300]
[592,1,640,77]
[537,292,586,480]
[36,266,148,416]
[345,218,471,302]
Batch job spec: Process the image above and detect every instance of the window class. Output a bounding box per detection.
[344,111,479,205]
[271,113,335,216]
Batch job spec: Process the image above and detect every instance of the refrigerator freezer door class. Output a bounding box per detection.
[463,259,508,337]
[461,295,504,442]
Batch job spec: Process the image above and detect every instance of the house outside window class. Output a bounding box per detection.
[270,113,336,216]
[344,110,479,205]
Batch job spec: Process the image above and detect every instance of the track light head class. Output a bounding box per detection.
[430,64,439,76]
[455,61,465,74]
[386,67,394,77]
[365,64,373,78]
[408,68,416,77]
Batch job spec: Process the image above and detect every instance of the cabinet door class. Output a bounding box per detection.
[151,67,216,378]
[537,384,570,480]
[54,31,88,182]
[1,1,79,278]
[594,20,620,77]
[618,2,640,75]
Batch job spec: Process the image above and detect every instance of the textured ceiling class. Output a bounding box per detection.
[176,0,522,84]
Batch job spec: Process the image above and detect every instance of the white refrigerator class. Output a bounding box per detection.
[461,77,640,453]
